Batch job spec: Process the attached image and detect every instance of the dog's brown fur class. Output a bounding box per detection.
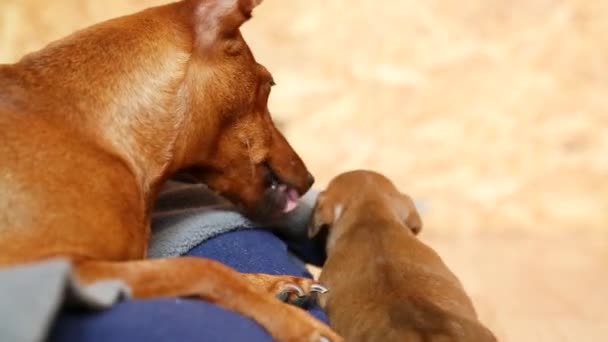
[310,170,496,341]
[0,1,341,341]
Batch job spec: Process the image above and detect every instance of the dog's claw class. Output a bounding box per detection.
[277,283,306,305]
[320,336,330,342]
[280,283,304,296]
[311,284,329,294]
[275,282,328,307]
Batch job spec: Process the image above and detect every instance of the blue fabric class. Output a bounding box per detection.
[50,229,328,342]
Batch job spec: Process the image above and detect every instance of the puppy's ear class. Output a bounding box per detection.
[394,193,423,235]
[308,192,334,238]
[190,0,263,48]
[405,205,422,235]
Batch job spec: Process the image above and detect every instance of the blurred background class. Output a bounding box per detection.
[1,0,607,340]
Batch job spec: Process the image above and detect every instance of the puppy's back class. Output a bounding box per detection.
[313,171,496,341]
[319,224,496,342]
[328,296,495,342]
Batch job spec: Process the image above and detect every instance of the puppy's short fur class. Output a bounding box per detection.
[310,170,497,341]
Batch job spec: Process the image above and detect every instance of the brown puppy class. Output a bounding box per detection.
[310,170,496,341]
[0,1,341,341]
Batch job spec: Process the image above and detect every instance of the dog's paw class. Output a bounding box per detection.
[242,273,328,308]
[275,281,328,307]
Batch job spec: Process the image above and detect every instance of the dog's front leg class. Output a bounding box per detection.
[75,257,341,342]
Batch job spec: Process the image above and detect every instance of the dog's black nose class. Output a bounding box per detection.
[306,172,315,189]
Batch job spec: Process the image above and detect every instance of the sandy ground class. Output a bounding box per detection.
[1,0,607,340]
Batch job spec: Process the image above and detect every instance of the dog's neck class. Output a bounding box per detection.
[5,6,196,204]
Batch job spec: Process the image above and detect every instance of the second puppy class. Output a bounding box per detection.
[310,170,497,341]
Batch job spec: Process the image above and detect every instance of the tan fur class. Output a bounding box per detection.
[0,1,339,341]
[311,170,495,341]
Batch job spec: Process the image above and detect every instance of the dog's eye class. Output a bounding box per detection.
[269,78,276,87]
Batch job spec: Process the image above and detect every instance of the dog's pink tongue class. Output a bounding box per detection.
[283,188,300,213]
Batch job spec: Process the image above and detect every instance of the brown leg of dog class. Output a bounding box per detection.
[76,257,341,342]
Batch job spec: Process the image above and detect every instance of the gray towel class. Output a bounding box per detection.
[0,181,319,342]
[0,258,129,342]
[149,181,319,257]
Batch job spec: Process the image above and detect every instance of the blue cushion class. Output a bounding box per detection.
[50,229,327,342]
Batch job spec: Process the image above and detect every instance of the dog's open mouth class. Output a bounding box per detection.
[171,164,303,219]
[269,182,300,213]
[265,164,300,214]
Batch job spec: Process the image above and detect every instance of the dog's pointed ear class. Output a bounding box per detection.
[394,193,423,235]
[308,192,334,238]
[189,0,263,48]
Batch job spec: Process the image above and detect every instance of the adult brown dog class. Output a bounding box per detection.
[309,170,496,341]
[0,0,341,341]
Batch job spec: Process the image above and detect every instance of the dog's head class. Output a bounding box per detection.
[174,0,313,220]
[309,170,422,250]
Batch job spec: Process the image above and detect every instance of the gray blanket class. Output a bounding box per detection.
[0,181,319,342]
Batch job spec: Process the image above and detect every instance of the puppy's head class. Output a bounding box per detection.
[309,170,422,249]
[176,0,313,221]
